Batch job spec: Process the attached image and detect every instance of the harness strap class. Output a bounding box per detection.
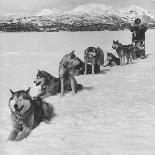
[12,104,34,131]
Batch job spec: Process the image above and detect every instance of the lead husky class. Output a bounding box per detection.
[8,87,55,141]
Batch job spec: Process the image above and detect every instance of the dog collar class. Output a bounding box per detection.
[11,104,34,130]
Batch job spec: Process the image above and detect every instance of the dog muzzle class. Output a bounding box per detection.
[9,99,31,115]
[18,100,31,115]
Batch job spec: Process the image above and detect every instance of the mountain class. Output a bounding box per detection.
[33,8,62,17]
[31,4,155,26]
[66,3,114,16]
[57,4,122,25]
[1,4,155,32]
[119,5,155,23]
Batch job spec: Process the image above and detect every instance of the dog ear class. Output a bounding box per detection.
[71,50,75,55]
[26,87,30,94]
[10,89,14,95]
[37,69,40,73]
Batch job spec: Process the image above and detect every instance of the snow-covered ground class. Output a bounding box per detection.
[0,30,155,155]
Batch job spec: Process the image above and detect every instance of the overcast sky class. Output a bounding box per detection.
[0,0,155,16]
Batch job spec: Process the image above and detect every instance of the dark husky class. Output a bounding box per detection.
[134,41,146,59]
[8,87,55,141]
[105,52,120,67]
[59,50,83,96]
[112,40,135,65]
[34,69,83,98]
[84,47,104,75]
[74,57,100,76]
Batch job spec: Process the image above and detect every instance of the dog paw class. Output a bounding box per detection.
[72,92,76,95]
[60,93,64,97]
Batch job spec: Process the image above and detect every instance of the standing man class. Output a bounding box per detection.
[130,18,147,58]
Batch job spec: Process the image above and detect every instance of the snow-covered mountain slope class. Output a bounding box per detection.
[118,5,155,23]
[64,3,117,16]
[33,8,62,17]
[31,4,155,25]
[57,4,123,24]
[1,4,155,31]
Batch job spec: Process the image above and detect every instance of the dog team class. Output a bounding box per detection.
[8,18,147,141]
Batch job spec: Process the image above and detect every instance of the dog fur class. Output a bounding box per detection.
[59,51,83,96]
[105,52,120,67]
[134,41,146,58]
[34,69,83,98]
[74,57,100,76]
[8,87,55,141]
[112,40,134,65]
[84,47,104,75]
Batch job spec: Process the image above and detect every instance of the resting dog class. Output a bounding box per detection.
[8,87,55,141]
[134,41,146,59]
[59,51,83,96]
[84,47,104,75]
[105,52,120,67]
[74,57,100,76]
[112,40,134,65]
[34,69,83,98]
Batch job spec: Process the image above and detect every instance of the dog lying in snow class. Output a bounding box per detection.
[8,87,55,141]
[74,57,100,76]
[105,52,120,67]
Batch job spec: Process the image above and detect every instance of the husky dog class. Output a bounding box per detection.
[134,41,146,58]
[105,52,120,67]
[112,40,134,65]
[34,69,83,98]
[59,51,83,96]
[84,47,104,75]
[74,57,100,76]
[8,87,55,141]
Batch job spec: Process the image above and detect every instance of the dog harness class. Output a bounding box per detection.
[12,104,34,131]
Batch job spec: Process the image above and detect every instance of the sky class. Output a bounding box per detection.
[0,0,155,17]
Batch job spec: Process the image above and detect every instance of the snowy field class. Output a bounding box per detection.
[0,30,155,155]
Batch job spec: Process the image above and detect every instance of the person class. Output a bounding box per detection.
[130,18,147,58]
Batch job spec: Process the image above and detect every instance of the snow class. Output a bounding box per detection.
[33,8,62,17]
[119,5,155,21]
[0,30,155,155]
[64,3,117,17]
[1,4,155,25]
[60,3,120,24]
[3,4,154,26]
[30,4,155,26]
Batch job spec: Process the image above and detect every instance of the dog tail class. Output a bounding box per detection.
[41,101,56,122]
[77,84,83,91]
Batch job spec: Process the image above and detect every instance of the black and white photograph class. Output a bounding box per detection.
[0,0,155,154]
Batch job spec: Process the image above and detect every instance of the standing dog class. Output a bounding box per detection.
[59,51,81,96]
[8,87,55,141]
[84,47,104,75]
[34,69,83,98]
[112,40,134,65]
